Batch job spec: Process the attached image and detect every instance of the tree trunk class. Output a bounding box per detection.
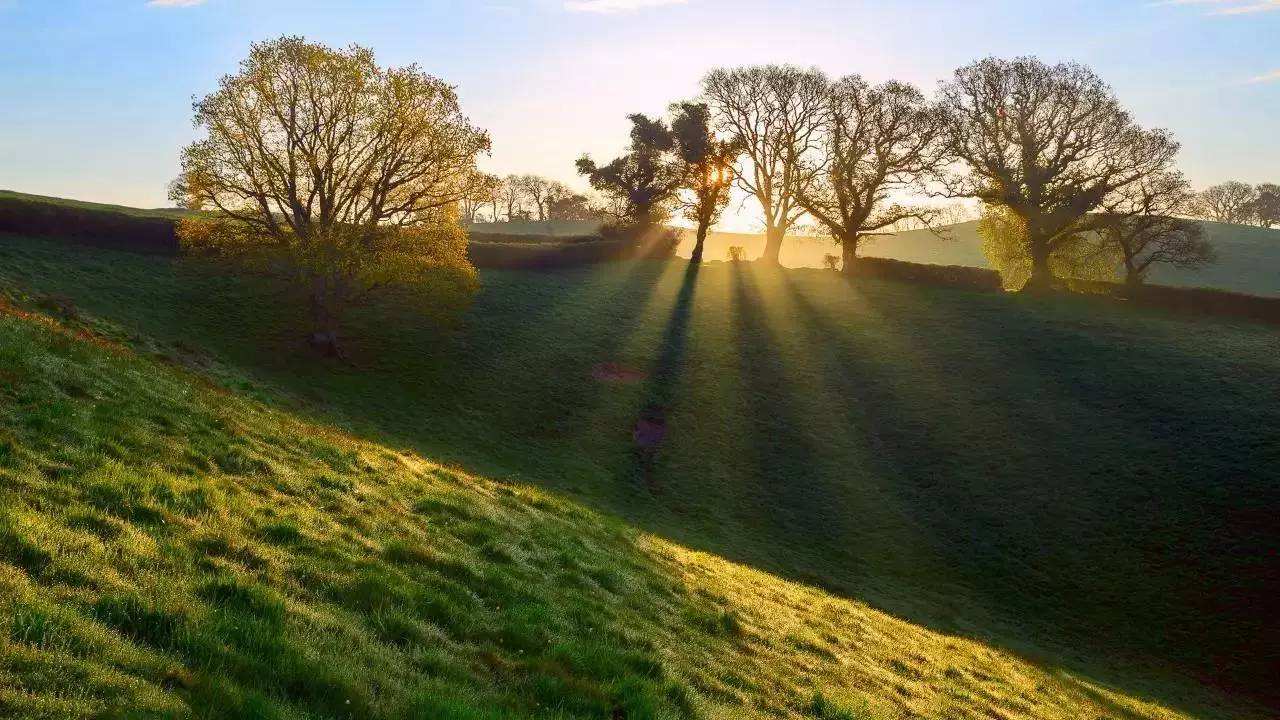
[1022,241,1055,292]
[840,235,860,275]
[690,222,709,264]
[1121,262,1146,296]
[761,225,784,265]
[308,278,342,357]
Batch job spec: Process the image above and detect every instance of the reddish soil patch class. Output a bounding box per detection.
[591,362,647,383]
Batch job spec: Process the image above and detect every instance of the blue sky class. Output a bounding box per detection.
[0,0,1276,213]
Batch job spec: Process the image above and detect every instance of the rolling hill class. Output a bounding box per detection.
[1,230,1276,719]
[0,189,193,220]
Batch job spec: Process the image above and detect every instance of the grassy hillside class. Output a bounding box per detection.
[2,259,1258,719]
[0,190,192,220]
[686,221,1280,297]
[1,234,1277,718]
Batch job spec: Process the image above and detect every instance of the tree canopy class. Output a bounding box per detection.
[1095,171,1214,287]
[173,36,488,354]
[670,102,740,263]
[702,65,829,265]
[576,113,683,229]
[938,57,1178,290]
[793,75,943,273]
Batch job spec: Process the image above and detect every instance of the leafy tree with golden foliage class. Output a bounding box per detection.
[979,205,1119,291]
[172,36,489,355]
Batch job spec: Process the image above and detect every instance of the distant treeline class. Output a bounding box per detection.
[6,191,1280,324]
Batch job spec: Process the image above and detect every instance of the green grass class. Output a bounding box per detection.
[0,233,1277,719]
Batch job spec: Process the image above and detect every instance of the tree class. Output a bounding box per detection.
[670,102,740,264]
[978,205,1119,291]
[461,173,499,224]
[497,175,524,222]
[1096,172,1215,288]
[172,36,488,355]
[548,191,608,223]
[793,76,942,274]
[1248,183,1279,229]
[576,113,682,229]
[937,57,1178,291]
[703,65,828,265]
[514,175,566,223]
[1194,181,1258,225]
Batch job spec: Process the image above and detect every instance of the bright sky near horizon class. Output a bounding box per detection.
[0,0,1276,229]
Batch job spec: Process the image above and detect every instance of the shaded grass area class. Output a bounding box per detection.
[1,234,1277,718]
[0,284,1229,719]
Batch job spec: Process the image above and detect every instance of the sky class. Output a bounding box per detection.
[0,0,1277,227]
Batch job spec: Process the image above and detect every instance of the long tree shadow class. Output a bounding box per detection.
[719,262,859,552]
[624,261,702,493]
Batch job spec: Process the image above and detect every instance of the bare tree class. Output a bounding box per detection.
[514,175,566,223]
[793,76,942,274]
[1195,182,1258,225]
[498,175,523,222]
[174,36,488,355]
[670,102,740,264]
[1096,172,1215,288]
[461,173,499,224]
[937,57,1178,291]
[703,65,828,265]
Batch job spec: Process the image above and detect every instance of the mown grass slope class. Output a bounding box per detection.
[1,234,1277,719]
[2,267,1252,720]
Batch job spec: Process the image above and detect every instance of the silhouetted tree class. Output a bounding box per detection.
[514,175,566,223]
[1096,172,1215,288]
[173,36,486,355]
[793,76,942,274]
[1194,181,1258,225]
[670,102,740,264]
[938,57,1178,291]
[1249,183,1279,229]
[548,191,609,222]
[703,65,828,265]
[576,113,682,229]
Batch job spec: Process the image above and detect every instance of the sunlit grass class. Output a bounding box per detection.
[0,299,1239,719]
[1,234,1276,718]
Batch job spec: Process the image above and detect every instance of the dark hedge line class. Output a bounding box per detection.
[1070,279,1280,325]
[850,256,1005,291]
[0,195,178,254]
[467,232,601,246]
[468,239,637,269]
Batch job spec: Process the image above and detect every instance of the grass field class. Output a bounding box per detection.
[1,234,1277,719]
